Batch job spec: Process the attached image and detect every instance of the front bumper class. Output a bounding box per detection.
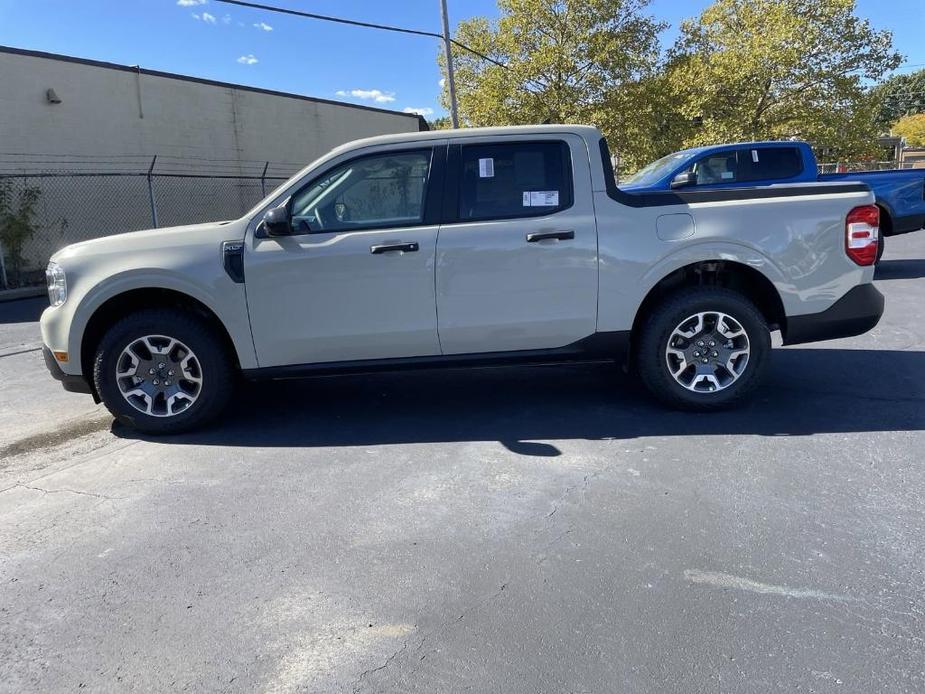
[42,346,96,397]
[783,283,884,346]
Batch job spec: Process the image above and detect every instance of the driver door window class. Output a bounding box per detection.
[686,150,739,185]
[290,149,431,233]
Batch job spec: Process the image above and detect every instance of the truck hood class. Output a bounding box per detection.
[51,220,244,264]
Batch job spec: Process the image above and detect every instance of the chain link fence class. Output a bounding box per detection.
[3,153,922,289]
[0,158,292,289]
[817,160,921,174]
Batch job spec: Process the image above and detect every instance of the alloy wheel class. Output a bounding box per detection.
[115,335,203,417]
[664,311,750,393]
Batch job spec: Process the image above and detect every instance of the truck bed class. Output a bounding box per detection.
[819,168,925,236]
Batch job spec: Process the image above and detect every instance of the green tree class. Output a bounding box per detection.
[0,181,41,288]
[892,113,925,147]
[427,115,453,130]
[667,0,902,159]
[440,0,667,171]
[871,69,925,129]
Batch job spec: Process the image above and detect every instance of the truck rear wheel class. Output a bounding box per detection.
[635,288,770,410]
[93,308,234,434]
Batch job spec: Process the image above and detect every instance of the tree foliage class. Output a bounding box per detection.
[440,0,666,171]
[665,0,902,159]
[891,113,925,148]
[871,69,925,129]
[427,116,453,130]
[0,181,41,288]
[442,0,903,170]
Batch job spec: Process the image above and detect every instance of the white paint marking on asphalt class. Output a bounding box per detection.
[684,569,852,601]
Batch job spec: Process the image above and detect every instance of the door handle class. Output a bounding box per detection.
[526,230,575,243]
[370,242,419,254]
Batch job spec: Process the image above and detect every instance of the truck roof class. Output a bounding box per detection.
[681,140,809,156]
[332,124,605,153]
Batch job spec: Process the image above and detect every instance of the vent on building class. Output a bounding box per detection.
[46,88,62,104]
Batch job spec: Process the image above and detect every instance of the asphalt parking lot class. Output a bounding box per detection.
[1,234,924,693]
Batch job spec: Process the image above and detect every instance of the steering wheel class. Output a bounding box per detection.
[311,207,325,230]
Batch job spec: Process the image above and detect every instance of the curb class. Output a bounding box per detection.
[0,287,46,303]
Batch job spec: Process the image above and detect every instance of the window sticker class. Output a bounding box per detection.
[522,190,560,206]
[721,171,734,180]
[751,149,759,163]
[478,158,494,178]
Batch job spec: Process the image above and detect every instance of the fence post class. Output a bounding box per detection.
[0,239,8,290]
[147,155,159,228]
[260,161,269,197]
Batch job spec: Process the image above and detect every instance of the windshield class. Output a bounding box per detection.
[621,152,692,187]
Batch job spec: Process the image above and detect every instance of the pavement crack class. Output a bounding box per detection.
[351,634,414,694]
[0,346,42,359]
[14,484,122,501]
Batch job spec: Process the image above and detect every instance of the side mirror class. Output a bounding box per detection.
[670,171,697,189]
[262,206,292,237]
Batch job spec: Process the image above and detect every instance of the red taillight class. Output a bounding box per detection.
[845,205,879,266]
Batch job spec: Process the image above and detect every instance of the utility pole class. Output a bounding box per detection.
[439,0,459,128]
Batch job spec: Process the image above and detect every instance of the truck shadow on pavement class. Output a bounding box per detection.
[875,258,925,281]
[113,348,924,454]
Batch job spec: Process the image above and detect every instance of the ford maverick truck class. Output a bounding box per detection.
[41,125,884,433]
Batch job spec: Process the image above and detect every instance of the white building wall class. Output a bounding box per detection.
[0,47,423,169]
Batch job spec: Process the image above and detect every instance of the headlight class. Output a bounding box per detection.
[45,261,67,307]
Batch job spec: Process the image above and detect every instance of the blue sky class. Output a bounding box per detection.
[0,0,923,119]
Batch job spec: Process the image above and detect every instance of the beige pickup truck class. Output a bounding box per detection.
[41,125,884,433]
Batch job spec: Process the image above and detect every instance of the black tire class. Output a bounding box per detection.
[876,234,885,263]
[93,308,234,434]
[635,287,770,411]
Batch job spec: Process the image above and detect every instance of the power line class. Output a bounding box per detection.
[211,0,549,111]
[213,0,514,71]
[212,0,443,39]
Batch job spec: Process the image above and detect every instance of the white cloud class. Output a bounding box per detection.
[237,54,259,65]
[222,14,232,24]
[403,107,434,116]
[438,78,446,89]
[334,88,396,104]
[177,0,206,6]
[253,21,273,31]
[193,11,216,23]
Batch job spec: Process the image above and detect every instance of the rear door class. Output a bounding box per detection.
[435,135,598,355]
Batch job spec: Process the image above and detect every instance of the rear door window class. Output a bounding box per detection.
[739,147,803,182]
[457,141,573,221]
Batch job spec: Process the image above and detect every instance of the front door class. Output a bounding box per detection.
[245,146,443,367]
[435,136,598,355]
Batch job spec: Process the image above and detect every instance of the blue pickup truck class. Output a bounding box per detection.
[621,141,925,260]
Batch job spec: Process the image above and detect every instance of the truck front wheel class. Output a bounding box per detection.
[635,288,770,410]
[93,308,234,434]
